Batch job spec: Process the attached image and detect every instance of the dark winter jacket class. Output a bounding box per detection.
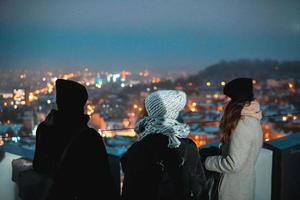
[121,134,206,200]
[33,110,119,200]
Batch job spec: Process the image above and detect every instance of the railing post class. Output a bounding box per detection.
[263,133,300,200]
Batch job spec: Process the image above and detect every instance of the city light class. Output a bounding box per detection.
[13,89,25,104]
[0,65,299,161]
[206,81,212,86]
[101,129,136,137]
[288,83,294,89]
[0,136,4,146]
[20,74,26,79]
[293,116,297,120]
[217,105,223,111]
[112,73,121,82]
[282,116,288,122]
[86,104,95,116]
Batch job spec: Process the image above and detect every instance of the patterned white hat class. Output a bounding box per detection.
[145,90,187,119]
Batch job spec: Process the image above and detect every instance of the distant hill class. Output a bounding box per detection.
[188,59,300,83]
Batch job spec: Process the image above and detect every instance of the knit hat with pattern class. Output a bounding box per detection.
[135,90,190,148]
[145,90,187,119]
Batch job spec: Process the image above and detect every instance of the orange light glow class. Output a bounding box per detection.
[282,116,288,122]
[288,83,294,89]
[0,137,4,146]
[216,105,224,111]
[102,129,136,137]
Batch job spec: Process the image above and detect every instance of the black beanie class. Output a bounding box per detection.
[223,78,254,101]
[55,79,88,113]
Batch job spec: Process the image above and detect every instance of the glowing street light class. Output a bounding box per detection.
[293,116,297,120]
[282,116,288,122]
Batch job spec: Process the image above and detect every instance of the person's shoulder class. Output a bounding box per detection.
[234,116,261,139]
[238,115,260,130]
[121,141,144,163]
[179,138,198,150]
[35,121,51,137]
[82,127,103,141]
[36,121,46,131]
[126,140,144,155]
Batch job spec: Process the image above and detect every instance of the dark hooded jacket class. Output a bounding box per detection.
[121,134,206,200]
[33,111,118,200]
[33,110,119,200]
[33,79,119,200]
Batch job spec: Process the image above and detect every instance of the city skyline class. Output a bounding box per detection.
[0,0,300,72]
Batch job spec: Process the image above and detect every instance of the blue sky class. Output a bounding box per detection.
[0,0,299,72]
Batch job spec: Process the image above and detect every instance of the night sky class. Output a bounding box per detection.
[0,0,299,72]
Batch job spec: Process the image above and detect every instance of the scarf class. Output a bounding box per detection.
[241,100,262,120]
[135,116,190,148]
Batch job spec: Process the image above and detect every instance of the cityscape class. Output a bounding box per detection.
[1,60,299,157]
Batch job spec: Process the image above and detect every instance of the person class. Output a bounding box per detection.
[204,78,263,200]
[33,79,119,200]
[121,90,206,200]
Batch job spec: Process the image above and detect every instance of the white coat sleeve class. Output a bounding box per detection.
[205,117,256,173]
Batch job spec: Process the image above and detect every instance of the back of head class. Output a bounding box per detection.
[223,77,254,102]
[221,78,254,143]
[144,90,187,120]
[55,79,88,114]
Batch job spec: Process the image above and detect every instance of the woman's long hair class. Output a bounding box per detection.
[220,99,252,144]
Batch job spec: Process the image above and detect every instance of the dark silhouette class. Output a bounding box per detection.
[121,90,206,200]
[121,134,206,200]
[199,146,222,200]
[33,79,119,200]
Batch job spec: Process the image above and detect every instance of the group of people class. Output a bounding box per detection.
[32,77,263,200]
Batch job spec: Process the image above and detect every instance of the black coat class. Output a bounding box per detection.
[121,134,206,200]
[33,110,119,200]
